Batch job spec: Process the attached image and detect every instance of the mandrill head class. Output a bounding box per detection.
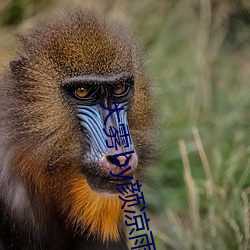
[0,10,154,242]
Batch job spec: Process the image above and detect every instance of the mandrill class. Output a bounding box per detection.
[0,9,154,250]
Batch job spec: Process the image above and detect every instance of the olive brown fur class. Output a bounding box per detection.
[0,9,154,250]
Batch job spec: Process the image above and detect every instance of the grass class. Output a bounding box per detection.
[1,0,250,249]
[142,1,250,249]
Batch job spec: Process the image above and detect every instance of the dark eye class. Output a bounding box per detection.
[113,84,126,95]
[74,87,89,98]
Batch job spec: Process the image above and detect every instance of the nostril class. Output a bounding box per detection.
[106,155,117,165]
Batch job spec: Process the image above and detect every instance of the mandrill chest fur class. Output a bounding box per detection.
[0,9,153,250]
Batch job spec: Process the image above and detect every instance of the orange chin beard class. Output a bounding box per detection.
[67,174,126,242]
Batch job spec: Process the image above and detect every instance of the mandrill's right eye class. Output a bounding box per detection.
[74,87,89,98]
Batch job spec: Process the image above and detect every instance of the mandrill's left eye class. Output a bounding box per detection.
[113,84,126,96]
[75,87,89,98]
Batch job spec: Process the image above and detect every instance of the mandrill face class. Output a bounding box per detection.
[0,10,154,242]
[62,73,138,194]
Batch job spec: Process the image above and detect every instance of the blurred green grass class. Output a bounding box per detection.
[1,0,250,249]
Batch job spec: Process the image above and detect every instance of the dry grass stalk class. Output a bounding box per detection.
[179,138,203,249]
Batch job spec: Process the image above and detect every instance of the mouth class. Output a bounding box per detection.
[81,164,135,194]
[101,175,133,184]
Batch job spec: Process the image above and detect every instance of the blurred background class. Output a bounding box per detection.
[1,0,250,249]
